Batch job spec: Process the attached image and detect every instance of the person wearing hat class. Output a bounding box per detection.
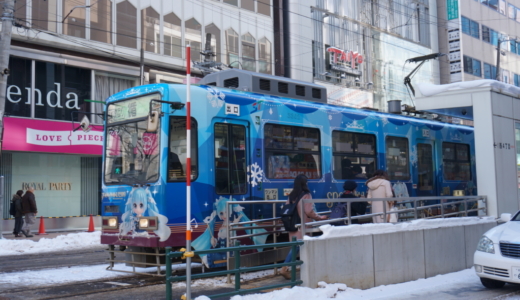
[339,180,367,224]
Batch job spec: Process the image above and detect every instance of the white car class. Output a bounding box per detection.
[474,210,520,288]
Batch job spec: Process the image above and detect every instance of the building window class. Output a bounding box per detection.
[258,0,271,16]
[463,56,481,77]
[214,123,247,194]
[511,40,517,54]
[91,0,112,44]
[499,0,506,15]
[484,63,497,79]
[264,124,321,179]
[32,0,57,32]
[443,143,471,181]
[226,28,239,66]
[332,131,376,180]
[461,16,479,38]
[242,0,255,11]
[385,136,410,181]
[258,37,272,74]
[63,0,86,38]
[141,7,160,53]
[508,4,516,19]
[242,33,256,71]
[514,74,520,87]
[185,18,202,63]
[223,0,238,6]
[164,12,182,58]
[116,1,137,48]
[206,23,221,63]
[5,56,32,118]
[14,0,27,27]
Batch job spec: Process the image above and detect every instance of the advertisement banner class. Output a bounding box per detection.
[447,0,459,20]
[3,117,104,155]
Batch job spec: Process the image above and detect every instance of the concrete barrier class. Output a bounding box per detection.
[300,221,498,289]
[1,216,102,234]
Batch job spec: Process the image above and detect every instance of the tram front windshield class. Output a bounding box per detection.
[104,94,161,185]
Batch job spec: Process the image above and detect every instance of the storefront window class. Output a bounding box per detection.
[6,56,32,117]
[34,61,91,121]
[91,0,112,44]
[63,0,86,38]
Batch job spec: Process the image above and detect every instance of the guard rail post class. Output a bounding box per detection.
[234,246,241,291]
[165,247,172,300]
[290,236,298,286]
[413,199,418,219]
[347,202,352,225]
[464,198,468,216]
[383,199,387,223]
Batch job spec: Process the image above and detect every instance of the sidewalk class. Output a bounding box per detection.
[1,230,88,242]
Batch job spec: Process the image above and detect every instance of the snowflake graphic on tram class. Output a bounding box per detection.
[100,70,476,270]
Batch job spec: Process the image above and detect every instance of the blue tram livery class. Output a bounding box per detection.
[100,70,476,268]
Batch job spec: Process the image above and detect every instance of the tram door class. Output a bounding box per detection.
[213,120,250,198]
[415,140,436,197]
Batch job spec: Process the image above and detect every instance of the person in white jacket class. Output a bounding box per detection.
[366,170,394,223]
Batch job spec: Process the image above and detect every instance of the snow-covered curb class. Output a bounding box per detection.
[306,216,496,240]
[0,231,104,256]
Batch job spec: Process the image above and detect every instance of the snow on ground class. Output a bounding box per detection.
[0,231,103,256]
[223,268,483,300]
[309,216,496,240]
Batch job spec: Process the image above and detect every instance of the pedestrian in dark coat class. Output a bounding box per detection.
[11,190,24,237]
[21,188,37,237]
[339,181,367,224]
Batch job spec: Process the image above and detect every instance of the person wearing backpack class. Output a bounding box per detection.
[279,174,327,280]
[331,181,367,225]
[10,190,24,237]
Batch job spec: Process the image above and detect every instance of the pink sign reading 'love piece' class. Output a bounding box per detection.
[3,117,104,155]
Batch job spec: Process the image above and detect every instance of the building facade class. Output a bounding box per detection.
[286,0,440,111]
[438,0,520,85]
[2,0,275,219]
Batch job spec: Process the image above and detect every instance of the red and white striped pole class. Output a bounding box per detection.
[185,43,193,300]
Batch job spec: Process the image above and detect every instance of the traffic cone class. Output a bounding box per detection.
[86,214,95,232]
[36,216,48,235]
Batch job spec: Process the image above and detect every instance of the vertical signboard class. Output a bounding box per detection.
[447,0,459,20]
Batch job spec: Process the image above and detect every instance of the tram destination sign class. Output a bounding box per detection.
[107,93,160,124]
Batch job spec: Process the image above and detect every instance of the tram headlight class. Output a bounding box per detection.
[138,217,158,230]
[102,217,119,229]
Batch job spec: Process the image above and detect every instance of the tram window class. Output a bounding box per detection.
[332,131,376,179]
[443,143,471,181]
[385,136,410,181]
[417,143,434,191]
[214,123,247,194]
[264,124,321,179]
[168,117,198,182]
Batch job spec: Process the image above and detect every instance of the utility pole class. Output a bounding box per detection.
[0,0,14,230]
[0,0,14,149]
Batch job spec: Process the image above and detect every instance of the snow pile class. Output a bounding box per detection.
[417,79,520,97]
[0,231,103,256]
[308,216,496,240]
[222,268,480,300]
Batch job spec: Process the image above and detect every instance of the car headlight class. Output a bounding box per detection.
[102,216,118,229]
[138,217,158,230]
[476,236,495,254]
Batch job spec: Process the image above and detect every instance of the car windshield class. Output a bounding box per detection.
[104,120,160,184]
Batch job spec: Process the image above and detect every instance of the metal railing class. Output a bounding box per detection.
[299,196,487,236]
[165,239,303,300]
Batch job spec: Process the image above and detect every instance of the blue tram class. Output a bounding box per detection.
[100,70,476,268]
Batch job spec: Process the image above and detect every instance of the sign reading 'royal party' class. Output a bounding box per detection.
[3,117,103,155]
